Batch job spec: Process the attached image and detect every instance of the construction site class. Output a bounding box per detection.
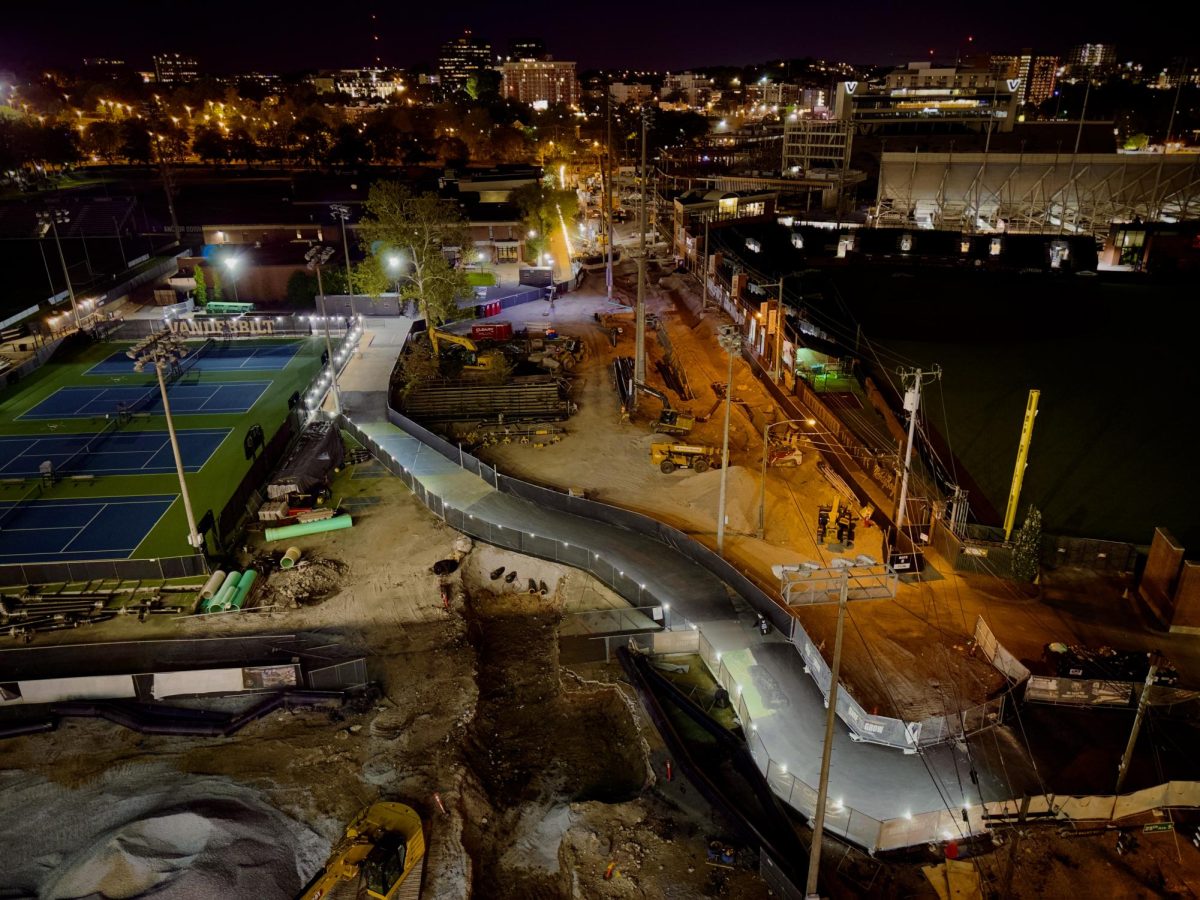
[4,195,1200,900]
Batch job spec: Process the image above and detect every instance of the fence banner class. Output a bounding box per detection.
[1024,675,1134,706]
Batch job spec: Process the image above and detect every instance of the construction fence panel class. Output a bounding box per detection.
[305,657,369,691]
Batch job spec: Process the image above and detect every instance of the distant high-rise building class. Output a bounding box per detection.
[153,52,200,85]
[82,58,128,81]
[1069,43,1116,77]
[510,38,546,61]
[501,59,579,109]
[662,72,714,107]
[989,50,1032,100]
[1027,56,1058,106]
[438,30,492,93]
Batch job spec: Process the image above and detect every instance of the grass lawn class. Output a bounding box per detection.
[0,336,323,561]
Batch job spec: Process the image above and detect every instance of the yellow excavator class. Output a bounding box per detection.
[429,327,505,376]
[297,802,426,900]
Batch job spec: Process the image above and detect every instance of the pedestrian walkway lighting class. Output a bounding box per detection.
[306,245,341,415]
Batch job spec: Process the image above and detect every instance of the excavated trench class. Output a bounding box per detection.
[458,587,648,899]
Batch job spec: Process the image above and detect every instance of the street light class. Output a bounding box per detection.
[224,256,241,302]
[306,245,341,415]
[126,332,203,553]
[757,417,817,539]
[386,253,403,301]
[715,325,742,556]
[37,208,81,330]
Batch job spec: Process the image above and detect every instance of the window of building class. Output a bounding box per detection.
[739,201,765,217]
[496,243,519,263]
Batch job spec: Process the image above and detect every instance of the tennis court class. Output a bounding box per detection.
[19,382,270,420]
[0,428,230,478]
[0,494,176,563]
[86,341,302,375]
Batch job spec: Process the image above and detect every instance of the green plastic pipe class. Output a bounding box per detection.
[264,515,353,543]
[228,569,258,610]
[208,570,242,612]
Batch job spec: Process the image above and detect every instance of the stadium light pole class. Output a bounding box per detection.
[37,208,82,331]
[306,245,341,415]
[127,332,203,553]
[330,203,354,305]
[224,256,241,302]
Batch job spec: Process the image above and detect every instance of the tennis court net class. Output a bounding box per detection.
[52,414,123,477]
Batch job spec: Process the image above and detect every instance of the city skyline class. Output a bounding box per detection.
[1,0,1184,75]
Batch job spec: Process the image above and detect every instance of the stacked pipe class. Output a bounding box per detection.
[613,356,635,410]
[199,569,260,613]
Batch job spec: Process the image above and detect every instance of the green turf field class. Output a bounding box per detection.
[0,336,324,560]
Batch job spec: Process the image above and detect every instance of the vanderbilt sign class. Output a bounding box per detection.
[169,318,277,336]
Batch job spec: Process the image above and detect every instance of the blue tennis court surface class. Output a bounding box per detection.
[86,342,302,375]
[0,494,175,563]
[19,382,270,420]
[0,428,230,477]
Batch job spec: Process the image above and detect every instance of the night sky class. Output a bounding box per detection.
[0,0,1179,74]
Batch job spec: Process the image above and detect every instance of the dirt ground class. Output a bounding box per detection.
[6,433,1200,897]
[450,268,1006,721]
[0,460,772,900]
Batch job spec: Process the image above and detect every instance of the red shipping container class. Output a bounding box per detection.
[471,322,513,341]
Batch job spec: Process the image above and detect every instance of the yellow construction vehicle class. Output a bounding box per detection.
[651,442,721,474]
[429,327,505,376]
[297,801,426,900]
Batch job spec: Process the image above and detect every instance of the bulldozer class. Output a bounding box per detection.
[651,442,721,474]
[297,802,426,900]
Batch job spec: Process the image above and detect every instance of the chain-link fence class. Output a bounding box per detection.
[0,553,208,588]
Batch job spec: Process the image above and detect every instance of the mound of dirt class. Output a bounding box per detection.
[673,465,759,534]
[263,559,346,607]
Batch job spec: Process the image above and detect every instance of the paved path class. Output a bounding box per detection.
[338,326,1033,846]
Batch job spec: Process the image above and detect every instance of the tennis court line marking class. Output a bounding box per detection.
[129,493,184,560]
[0,494,178,562]
[59,504,108,553]
[0,429,232,476]
[139,435,173,470]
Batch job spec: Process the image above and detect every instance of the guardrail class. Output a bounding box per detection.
[339,409,1200,852]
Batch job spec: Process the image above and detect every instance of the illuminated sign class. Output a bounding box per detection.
[844,81,858,94]
[1006,78,1022,92]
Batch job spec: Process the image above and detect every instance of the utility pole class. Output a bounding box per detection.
[1003,389,1040,541]
[772,275,786,382]
[805,571,849,900]
[634,106,650,397]
[1115,656,1159,796]
[605,92,615,304]
[1150,58,1187,220]
[894,367,940,532]
[153,135,181,244]
[716,326,741,555]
